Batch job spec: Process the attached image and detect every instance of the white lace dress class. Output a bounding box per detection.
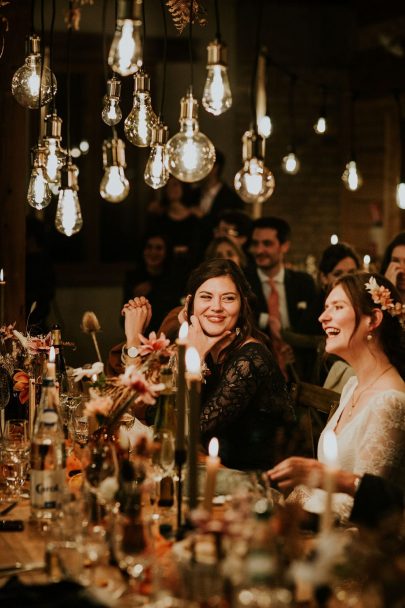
[293,377,405,522]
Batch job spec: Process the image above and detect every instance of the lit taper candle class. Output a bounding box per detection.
[186,346,201,510]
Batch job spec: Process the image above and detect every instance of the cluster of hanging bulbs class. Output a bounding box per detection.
[11,31,84,237]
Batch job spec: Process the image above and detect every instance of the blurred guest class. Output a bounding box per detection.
[123,231,184,332]
[146,176,202,264]
[212,209,253,257]
[380,231,405,302]
[205,235,247,268]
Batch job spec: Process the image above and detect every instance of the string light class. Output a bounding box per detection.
[55,159,83,237]
[314,86,328,135]
[202,40,232,116]
[100,137,130,203]
[108,0,143,77]
[42,113,66,185]
[11,35,57,109]
[342,160,362,191]
[234,130,275,203]
[166,90,216,183]
[124,69,157,147]
[144,122,170,189]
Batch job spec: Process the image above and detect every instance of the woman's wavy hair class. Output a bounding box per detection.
[380,231,405,275]
[333,272,405,379]
[185,258,270,360]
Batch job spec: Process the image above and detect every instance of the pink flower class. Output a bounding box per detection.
[83,395,114,418]
[119,365,165,405]
[137,331,170,357]
[25,332,52,355]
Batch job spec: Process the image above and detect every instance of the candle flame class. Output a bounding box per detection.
[179,321,189,340]
[330,234,338,245]
[185,346,201,374]
[208,437,219,458]
[91,374,98,383]
[363,254,371,266]
[49,346,55,363]
[323,429,338,466]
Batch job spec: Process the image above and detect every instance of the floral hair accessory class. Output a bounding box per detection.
[365,276,405,328]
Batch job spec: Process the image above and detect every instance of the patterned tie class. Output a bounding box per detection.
[267,278,288,379]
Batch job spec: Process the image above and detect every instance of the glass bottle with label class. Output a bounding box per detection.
[51,324,69,394]
[30,376,66,521]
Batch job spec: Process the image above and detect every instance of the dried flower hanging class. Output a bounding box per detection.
[64,0,94,31]
[166,0,207,34]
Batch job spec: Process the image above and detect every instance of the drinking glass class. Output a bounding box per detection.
[60,371,84,438]
[1,419,30,499]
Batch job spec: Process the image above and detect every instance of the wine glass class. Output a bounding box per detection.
[0,367,10,436]
[60,369,83,437]
[2,419,30,500]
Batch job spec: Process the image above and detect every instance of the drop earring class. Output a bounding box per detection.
[367,332,373,342]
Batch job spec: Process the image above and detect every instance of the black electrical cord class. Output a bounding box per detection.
[250,0,264,130]
[214,0,221,42]
[159,0,168,120]
[188,0,193,91]
[50,0,56,113]
[66,1,73,154]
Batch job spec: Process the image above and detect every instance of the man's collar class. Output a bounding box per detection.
[257,266,285,283]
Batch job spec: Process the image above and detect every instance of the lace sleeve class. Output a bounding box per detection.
[351,392,405,489]
[200,346,283,435]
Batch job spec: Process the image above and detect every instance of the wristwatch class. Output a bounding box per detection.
[123,345,139,358]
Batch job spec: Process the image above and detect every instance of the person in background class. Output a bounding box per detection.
[245,216,317,380]
[268,272,405,524]
[205,235,247,268]
[212,209,253,257]
[146,176,202,264]
[380,231,405,303]
[123,231,184,333]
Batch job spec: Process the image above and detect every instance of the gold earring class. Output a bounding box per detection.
[367,333,373,342]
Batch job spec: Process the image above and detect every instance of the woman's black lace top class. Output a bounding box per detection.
[200,342,295,471]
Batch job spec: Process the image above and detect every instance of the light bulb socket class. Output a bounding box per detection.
[44,113,63,139]
[180,92,198,120]
[107,77,122,99]
[27,34,41,55]
[117,0,142,21]
[207,40,228,66]
[103,138,127,168]
[242,130,265,161]
[133,68,150,93]
[151,123,169,145]
[60,161,79,191]
[32,145,48,167]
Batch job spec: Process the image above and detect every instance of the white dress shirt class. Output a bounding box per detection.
[257,266,291,330]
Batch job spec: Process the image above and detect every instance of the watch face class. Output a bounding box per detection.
[127,346,139,358]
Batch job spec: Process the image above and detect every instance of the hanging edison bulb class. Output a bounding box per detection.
[234,130,275,203]
[396,182,405,209]
[55,159,83,236]
[314,116,327,135]
[341,160,363,191]
[202,40,232,116]
[282,150,301,175]
[11,35,57,109]
[101,77,122,126]
[257,115,272,138]
[108,0,143,77]
[124,69,157,147]
[27,146,52,209]
[42,113,66,185]
[100,137,130,203]
[144,122,169,189]
[166,91,216,183]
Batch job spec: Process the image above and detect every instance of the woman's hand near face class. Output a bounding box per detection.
[121,297,152,344]
[385,261,403,288]
[187,313,232,361]
[267,457,325,492]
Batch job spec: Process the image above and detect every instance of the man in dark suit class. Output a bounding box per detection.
[245,216,318,380]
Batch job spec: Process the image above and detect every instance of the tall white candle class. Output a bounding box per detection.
[0,268,5,326]
[186,346,201,511]
[29,378,36,437]
[175,321,188,453]
[203,437,220,512]
[320,429,338,534]
[47,346,56,380]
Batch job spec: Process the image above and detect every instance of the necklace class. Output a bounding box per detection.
[348,364,393,417]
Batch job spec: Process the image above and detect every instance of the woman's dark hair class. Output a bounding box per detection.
[204,236,247,267]
[334,272,405,379]
[380,232,405,275]
[319,242,360,275]
[140,230,173,268]
[185,258,270,360]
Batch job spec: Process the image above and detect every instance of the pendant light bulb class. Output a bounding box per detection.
[282,151,301,175]
[314,116,327,135]
[202,40,232,116]
[257,115,272,138]
[166,91,216,183]
[11,35,57,109]
[55,160,83,236]
[43,113,66,185]
[234,130,275,204]
[396,182,405,209]
[144,122,170,189]
[124,69,157,147]
[100,138,130,203]
[342,160,362,191]
[27,146,52,210]
[102,77,122,126]
[108,0,143,77]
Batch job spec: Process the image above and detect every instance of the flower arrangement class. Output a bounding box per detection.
[365,276,405,328]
